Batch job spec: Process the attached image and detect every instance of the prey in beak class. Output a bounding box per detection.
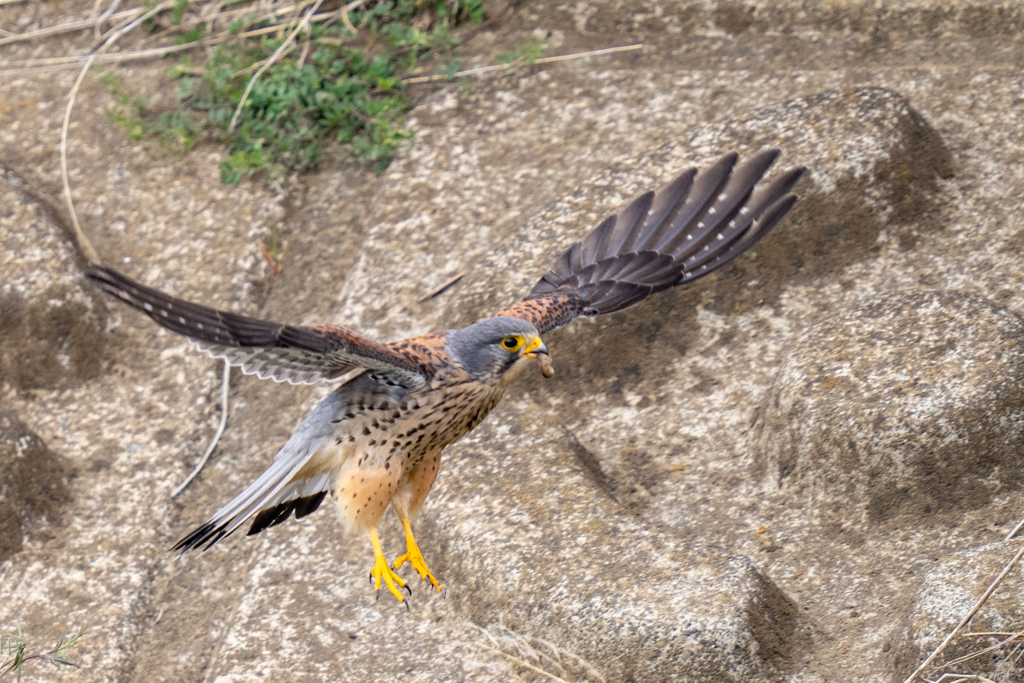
[523,337,554,378]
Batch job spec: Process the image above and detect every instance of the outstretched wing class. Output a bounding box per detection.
[87,266,426,388]
[497,149,805,334]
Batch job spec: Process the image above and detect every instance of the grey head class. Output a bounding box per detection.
[446,316,550,381]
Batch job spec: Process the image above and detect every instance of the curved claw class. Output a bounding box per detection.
[394,550,445,595]
[368,529,408,605]
[370,556,407,604]
[394,519,445,595]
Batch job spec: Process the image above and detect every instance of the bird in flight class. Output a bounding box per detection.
[88,149,804,606]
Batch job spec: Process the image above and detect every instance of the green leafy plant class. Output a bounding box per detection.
[99,0,486,183]
[0,626,87,681]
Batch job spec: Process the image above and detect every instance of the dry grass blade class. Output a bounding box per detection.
[95,0,124,40]
[1004,513,1024,540]
[466,624,572,683]
[0,0,314,49]
[60,0,177,266]
[903,541,1024,683]
[417,271,466,302]
[404,43,643,84]
[0,7,141,46]
[340,0,362,34]
[939,629,1024,668]
[462,623,606,683]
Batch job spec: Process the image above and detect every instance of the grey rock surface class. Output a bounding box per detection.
[0,412,70,563]
[756,290,1024,525]
[2,1,1024,682]
[0,164,107,389]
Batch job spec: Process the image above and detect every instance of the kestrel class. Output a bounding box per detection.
[88,149,804,605]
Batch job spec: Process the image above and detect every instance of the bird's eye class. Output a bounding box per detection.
[501,335,524,351]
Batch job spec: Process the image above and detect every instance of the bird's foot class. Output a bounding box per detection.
[394,523,445,596]
[367,527,409,607]
[370,554,410,605]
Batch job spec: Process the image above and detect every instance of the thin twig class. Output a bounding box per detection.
[228,0,326,131]
[340,0,361,34]
[417,271,466,302]
[0,7,142,46]
[95,0,124,40]
[1006,513,1024,541]
[404,43,644,84]
[903,541,1024,683]
[295,21,313,68]
[172,360,231,497]
[1,19,312,73]
[92,5,151,47]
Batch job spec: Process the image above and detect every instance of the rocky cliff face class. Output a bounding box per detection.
[3,2,1024,682]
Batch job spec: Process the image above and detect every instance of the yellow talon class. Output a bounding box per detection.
[368,528,408,605]
[393,518,445,595]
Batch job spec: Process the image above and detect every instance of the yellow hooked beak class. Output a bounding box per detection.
[522,336,554,378]
[523,336,548,358]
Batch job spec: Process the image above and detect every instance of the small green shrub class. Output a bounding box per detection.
[99,0,485,183]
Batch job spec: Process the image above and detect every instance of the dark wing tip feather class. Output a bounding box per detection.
[172,490,328,555]
[247,492,328,536]
[87,264,281,347]
[504,150,805,333]
[172,521,223,554]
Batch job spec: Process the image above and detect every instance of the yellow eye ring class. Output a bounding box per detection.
[501,335,524,352]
